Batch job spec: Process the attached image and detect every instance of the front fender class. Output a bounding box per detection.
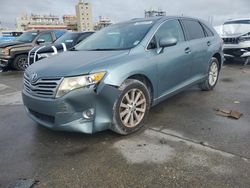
[11,46,34,57]
[102,60,158,99]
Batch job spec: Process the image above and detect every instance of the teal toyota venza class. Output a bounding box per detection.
[22,16,223,135]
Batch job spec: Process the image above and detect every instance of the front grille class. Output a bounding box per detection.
[24,73,62,98]
[222,37,239,44]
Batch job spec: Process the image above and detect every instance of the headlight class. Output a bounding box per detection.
[2,47,11,56]
[239,34,250,42]
[56,72,106,98]
[37,53,54,59]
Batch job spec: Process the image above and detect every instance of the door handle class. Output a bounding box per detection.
[207,41,211,46]
[185,47,191,54]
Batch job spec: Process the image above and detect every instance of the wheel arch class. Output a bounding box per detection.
[212,53,222,70]
[126,74,154,105]
[13,52,29,60]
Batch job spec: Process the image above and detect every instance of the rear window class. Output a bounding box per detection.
[182,20,205,40]
[202,24,214,37]
[54,30,67,39]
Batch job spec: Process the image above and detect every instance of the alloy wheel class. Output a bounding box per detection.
[18,57,29,70]
[119,88,147,128]
[208,61,219,86]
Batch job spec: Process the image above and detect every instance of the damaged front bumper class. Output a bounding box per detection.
[22,84,121,134]
[223,40,250,60]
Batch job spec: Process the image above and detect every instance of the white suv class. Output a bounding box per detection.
[222,18,250,65]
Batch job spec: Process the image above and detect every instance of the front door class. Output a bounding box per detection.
[147,19,193,98]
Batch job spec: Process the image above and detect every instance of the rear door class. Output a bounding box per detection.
[181,19,208,78]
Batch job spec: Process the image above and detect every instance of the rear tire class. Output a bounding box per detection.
[112,79,150,135]
[200,57,220,91]
[12,54,29,71]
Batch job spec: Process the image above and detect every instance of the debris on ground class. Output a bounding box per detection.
[214,108,243,119]
[137,144,147,147]
[234,101,241,104]
[8,178,39,188]
[159,139,168,145]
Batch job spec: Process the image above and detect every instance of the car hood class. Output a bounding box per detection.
[0,40,25,48]
[26,50,130,78]
[222,24,250,37]
[222,32,249,38]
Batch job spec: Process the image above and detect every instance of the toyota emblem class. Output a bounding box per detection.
[31,72,38,83]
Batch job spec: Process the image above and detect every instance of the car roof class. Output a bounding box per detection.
[226,18,250,22]
[122,16,204,25]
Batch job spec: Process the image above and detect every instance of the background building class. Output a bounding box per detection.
[145,8,166,18]
[75,0,93,31]
[16,13,67,31]
[16,13,29,31]
[94,16,112,31]
[63,15,77,31]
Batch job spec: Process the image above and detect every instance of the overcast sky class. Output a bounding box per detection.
[0,0,250,28]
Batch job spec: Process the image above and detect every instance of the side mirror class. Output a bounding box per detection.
[159,37,178,48]
[36,39,45,45]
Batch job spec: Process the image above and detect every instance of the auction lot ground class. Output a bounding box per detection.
[0,64,250,188]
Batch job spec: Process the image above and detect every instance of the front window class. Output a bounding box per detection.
[37,33,53,43]
[75,21,155,51]
[155,20,185,43]
[16,32,38,43]
[147,20,185,50]
[223,20,250,36]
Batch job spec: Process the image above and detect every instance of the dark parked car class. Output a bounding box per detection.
[23,16,223,135]
[0,30,66,71]
[28,32,94,65]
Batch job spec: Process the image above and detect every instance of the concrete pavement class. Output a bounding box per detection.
[0,65,250,188]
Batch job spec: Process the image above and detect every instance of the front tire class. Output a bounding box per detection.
[200,57,220,91]
[112,79,150,135]
[12,54,29,71]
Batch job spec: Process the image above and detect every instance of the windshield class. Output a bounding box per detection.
[16,32,38,42]
[75,21,154,51]
[223,20,250,36]
[55,33,79,44]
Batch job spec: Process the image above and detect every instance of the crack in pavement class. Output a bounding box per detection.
[149,127,250,162]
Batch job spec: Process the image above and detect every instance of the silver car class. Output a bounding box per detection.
[222,18,250,65]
